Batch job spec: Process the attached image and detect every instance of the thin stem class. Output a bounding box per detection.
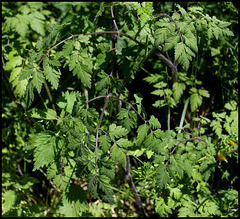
[43,79,56,111]
[73,95,152,130]
[111,5,120,53]
[84,85,89,109]
[178,98,189,134]
[167,107,171,130]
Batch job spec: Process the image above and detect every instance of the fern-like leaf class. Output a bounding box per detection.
[156,164,171,189]
[137,124,149,145]
[43,58,61,90]
[109,124,128,140]
[32,68,44,93]
[174,42,195,70]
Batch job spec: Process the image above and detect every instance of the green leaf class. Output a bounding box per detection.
[134,93,143,114]
[98,175,115,203]
[224,100,237,111]
[17,175,39,190]
[2,190,17,214]
[26,108,57,120]
[210,120,222,138]
[73,64,92,88]
[19,66,34,81]
[183,29,198,52]
[99,135,111,153]
[45,109,57,120]
[60,185,86,217]
[32,132,62,171]
[109,124,128,139]
[163,34,180,51]
[77,35,91,44]
[116,138,133,148]
[111,144,126,168]
[69,53,78,71]
[169,187,182,200]
[29,12,45,36]
[170,154,184,178]
[65,91,77,114]
[174,42,195,70]
[148,115,161,129]
[156,164,171,189]
[88,174,115,203]
[154,27,169,46]
[184,159,192,177]
[144,73,163,84]
[62,40,74,57]
[10,67,28,97]
[95,71,110,91]
[137,124,149,145]
[190,92,202,112]
[88,174,98,199]
[173,82,186,102]
[15,14,29,39]
[32,69,44,93]
[25,79,34,107]
[156,197,172,217]
[43,63,61,90]
[5,56,22,70]
[199,88,210,98]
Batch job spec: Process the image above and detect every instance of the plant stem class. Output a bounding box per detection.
[178,98,189,133]
[168,107,171,130]
[43,79,56,111]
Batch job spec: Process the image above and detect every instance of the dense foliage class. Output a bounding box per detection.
[2,2,238,217]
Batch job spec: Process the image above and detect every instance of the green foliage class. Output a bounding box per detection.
[2,2,238,217]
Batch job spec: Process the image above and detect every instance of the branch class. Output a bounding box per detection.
[155,51,178,82]
[36,30,146,71]
[125,156,147,217]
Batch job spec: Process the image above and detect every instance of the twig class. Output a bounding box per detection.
[125,156,147,217]
[110,5,120,54]
[38,168,61,193]
[73,95,152,131]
